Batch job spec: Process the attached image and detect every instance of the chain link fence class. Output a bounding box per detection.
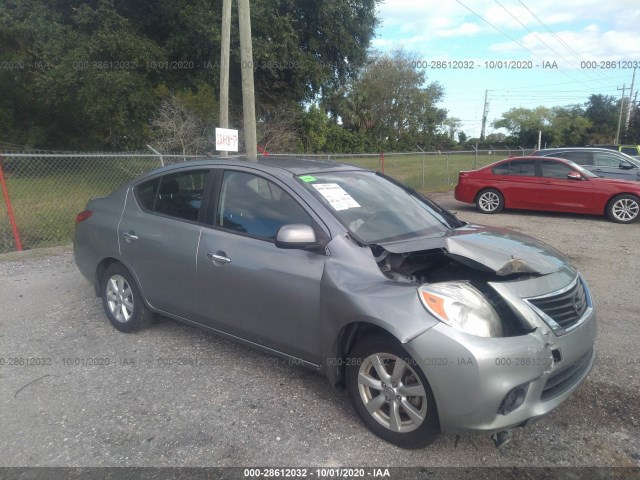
[0,148,531,253]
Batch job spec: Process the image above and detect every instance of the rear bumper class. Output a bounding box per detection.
[453,182,475,204]
[404,308,597,434]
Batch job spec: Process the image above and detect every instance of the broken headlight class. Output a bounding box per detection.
[418,282,504,338]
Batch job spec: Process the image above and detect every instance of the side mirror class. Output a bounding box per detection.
[567,171,582,180]
[619,161,634,170]
[275,224,318,250]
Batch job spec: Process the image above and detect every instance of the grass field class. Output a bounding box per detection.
[0,156,161,252]
[0,151,510,253]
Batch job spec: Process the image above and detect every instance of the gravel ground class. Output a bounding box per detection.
[0,192,639,469]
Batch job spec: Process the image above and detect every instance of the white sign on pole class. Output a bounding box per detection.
[215,127,239,152]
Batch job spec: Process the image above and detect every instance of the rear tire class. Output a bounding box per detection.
[607,194,640,224]
[345,336,439,449]
[101,263,154,333]
[476,188,504,214]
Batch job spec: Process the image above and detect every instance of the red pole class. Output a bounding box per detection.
[0,152,23,251]
[257,144,269,157]
[380,151,385,173]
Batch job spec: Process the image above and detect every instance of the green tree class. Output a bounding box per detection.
[1,0,163,149]
[493,107,554,148]
[300,105,329,153]
[549,105,591,146]
[0,0,380,150]
[584,94,619,144]
[623,104,640,144]
[338,48,447,151]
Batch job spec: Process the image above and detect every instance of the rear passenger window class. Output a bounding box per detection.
[507,160,536,176]
[135,170,209,222]
[492,163,509,175]
[136,178,159,211]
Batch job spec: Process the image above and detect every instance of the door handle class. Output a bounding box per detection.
[207,252,231,264]
[121,231,139,241]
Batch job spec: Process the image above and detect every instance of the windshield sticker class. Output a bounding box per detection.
[299,175,317,183]
[312,183,361,211]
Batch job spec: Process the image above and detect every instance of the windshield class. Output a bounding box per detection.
[299,171,453,244]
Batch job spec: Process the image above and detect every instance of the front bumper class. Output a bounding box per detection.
[404,300,597,434]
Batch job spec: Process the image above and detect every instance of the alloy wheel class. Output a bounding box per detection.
[612,198,639,222]
[357,353,428,433]
[105,274,134,323]
[479,191,500,212]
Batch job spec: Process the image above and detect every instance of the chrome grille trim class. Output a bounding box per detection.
[524,275,592,336]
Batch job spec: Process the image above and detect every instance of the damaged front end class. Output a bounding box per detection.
[360,224,596,434]
[370,224,577,338]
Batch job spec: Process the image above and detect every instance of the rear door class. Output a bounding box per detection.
[497,159,541,207]
[118,169,210,318]
[538,160,594,212]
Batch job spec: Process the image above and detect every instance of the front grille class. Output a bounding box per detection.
[541,348,593,401]
[527,277,587,330]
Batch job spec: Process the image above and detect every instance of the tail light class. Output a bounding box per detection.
[75,210,93,224]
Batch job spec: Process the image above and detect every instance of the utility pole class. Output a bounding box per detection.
[238,0,257,161]
[218,0,232,158]
[625,67,636,129]
[616,84,626,145]
[480,90,489,140]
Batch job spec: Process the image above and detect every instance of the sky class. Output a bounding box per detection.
[373,0,640,140]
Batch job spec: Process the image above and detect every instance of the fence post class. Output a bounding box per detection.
[0,152,23,251]
[446,154,450,185]
[421,156,425,190]
[380,151,385,173]
[473,143,478,169]
[147,144,164,167]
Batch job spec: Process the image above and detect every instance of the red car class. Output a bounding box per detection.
[454,156,640,224]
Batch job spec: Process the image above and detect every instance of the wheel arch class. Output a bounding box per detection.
[94,257,120,296]
[328,321,401,389]
[604,192,640,216]
[95,258,152,310]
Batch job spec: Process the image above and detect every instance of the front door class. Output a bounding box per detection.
[196,169,326,364]
[538,160,594,212]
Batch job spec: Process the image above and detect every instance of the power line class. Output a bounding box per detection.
[493,0,611,87]
[454,0,597,89]
[517,0,615,85]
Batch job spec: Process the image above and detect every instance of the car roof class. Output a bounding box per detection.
[136,156,368,181]
[534,147,632,156]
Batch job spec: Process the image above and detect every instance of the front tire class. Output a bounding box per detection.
[476,188,504,214]
[101,263,154,333]
[607,194,640,223]
[346,337,439,449]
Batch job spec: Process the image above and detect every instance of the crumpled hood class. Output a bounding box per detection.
[377,224,575,276]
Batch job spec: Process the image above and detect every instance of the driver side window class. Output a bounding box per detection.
[217,171,313,240]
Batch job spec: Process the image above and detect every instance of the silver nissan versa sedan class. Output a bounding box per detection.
[74,157,596,449]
